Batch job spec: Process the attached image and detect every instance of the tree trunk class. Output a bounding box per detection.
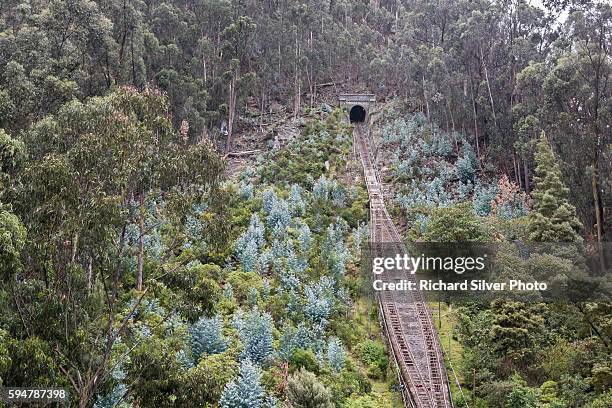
[78,386,91,408]
[423,76,430,123]
[203,59,207,84]
[71,232,79,264]
[136,195,145,291]
[523,160,529,194]
[293,33,301,118]
[517,156,523,190]
[226,72,237,153]
[259,88,265,130]
[480,46,497,129]
[512,151,518,185]
[447,100,457,153]
[309,31,315,107]
[130,33,136,86]
[87,257,93,293]
[470,79,480,159]
[592,166,605,270]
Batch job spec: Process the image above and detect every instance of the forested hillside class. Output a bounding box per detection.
[1,0,609,237]
[0,0,610,407]
[368,103,611,407]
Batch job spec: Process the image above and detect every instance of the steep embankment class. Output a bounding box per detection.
[220,107,405,407]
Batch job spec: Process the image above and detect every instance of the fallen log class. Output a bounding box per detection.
[226,149,261,157]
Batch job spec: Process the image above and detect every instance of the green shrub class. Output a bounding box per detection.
[585,389,612,408]
[178,352,238,406]
[421,203,488,242]
[287,368,333,408]
[328,365,371,401]
[355,340,388,379]
[226,271,263,303]
[289,349,320,374]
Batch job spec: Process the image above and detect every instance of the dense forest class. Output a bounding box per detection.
[1,0,610,238]
[0,0,610,407]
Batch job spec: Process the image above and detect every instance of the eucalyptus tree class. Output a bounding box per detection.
[0,129,26,281]
[221,15,256,152]
[514,2,611,240]
[4,87,223,406]
[552,4,610,243]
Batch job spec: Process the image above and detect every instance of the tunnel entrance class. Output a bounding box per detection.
[349,105,366,123]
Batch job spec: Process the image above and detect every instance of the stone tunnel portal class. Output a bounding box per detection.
[350,105,366,123]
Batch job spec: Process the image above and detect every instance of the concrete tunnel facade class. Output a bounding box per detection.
[338,94,376,123]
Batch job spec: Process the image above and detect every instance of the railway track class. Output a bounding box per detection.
[353,124,453,408]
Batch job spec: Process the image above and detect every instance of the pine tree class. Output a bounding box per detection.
[235,214,266,272]
[287,248,308,274]
[433,132,453,156]
[219,359,264,408]
[457,180,474,200]
[262,188,278,215]
[298,223,312,253]
[457,154,476,184]
[326,337,346,372]
[237,239,258,272]
[528,132,582,242]
[327,248,349,280]
[184,213,203,241]
[286,289,302,318]
[352,223,368,253]
[278,323,315,362]
[93,367,130,408]
[313,175,330,201]
[247,287,259,307]
[323,219,347,254]
[304,277,335,328]
[271,238,289,261]
[190,315,227,361]
[239,182,254,200]
[224,284,234,300]
[261,279,270,301]
[278,327,298,362]
[184,203,205,240]
[473,181,499,216]
[279,271,301,292]
[288,184,306,216]
[233,308,274,365]
[323,220,349,280]
[257,250,272,274]
[176,348,194,369]
[330,182,346,208]
[247,214,266,250]
[266,198,291,232]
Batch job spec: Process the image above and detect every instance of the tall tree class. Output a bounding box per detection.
[221,15,256,153]
[528,132,582,242]
[7,87,223,406]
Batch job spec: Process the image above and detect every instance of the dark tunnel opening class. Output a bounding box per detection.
[349,105,366,123]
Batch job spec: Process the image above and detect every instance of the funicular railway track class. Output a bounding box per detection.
[354,123,453,408]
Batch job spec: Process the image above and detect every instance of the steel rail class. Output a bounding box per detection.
[353,123,453,408]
